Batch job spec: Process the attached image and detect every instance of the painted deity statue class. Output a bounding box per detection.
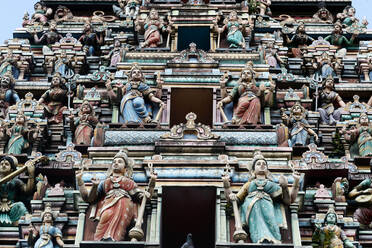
[348,178,372,229]
[78,22,104,56]
[312,206,355,248]
[0,50,21,79]
[217,63,262,125]
[340,113,372,157]
[69,100,98,146]
[250,0,272,16]
[283,22,314,58]
[113,0,140,19]
[76,149,145,241]
[54,50,75,78]
[0,113,40,155]
[313,53,339,78]
[0,72,20,119]
[216,11,247,49]
[225,151,300,244]
[106,63,164,124]
[281,102,318,147]
[30,1,52,25]
[33,21,63,53]
[38,73,69,124]
[317,76,345,125]
[337,5,367,28]
[260,42,284,68]
[139,9,169,48]
[0,156,35,226]
[324,22,357,50]
[28,204,64,248]
[312,7,334,23]
[105,40,131,67]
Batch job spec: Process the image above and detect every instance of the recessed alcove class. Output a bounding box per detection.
[177,26,211,51]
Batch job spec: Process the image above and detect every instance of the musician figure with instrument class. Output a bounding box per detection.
[0,155,35,226]
[348,178,372,229]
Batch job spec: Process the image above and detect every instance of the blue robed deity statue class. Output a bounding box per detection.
[224,151,300,244]
[106,63,165,124]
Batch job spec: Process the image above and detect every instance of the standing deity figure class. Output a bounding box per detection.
[105,40,131,67]
[139,9,169,48]
[0,72,20,119]
[313,53,339,79]
[76,149,146,241]
[340,113,372,157]
[317,76,345,125]
[0,50,21,79]
[0,113,40,155]
[217,63,262,125]
[337,6,368,28]
[348,178,372,229]
[106,63,164,124]
[224,151,300,244]
[283,22,314,58]
[256,0,272,16]
[78,22,104,56]
[312,206,355,248]
[0,156,35,226]
[324,22,357,53]
[69,100,98,146]
[281,102,318,147]
[28,204,64,248]
[54,50,75,78]
[113,0,140,19]
[33,21,63,53]
[38,73,69,124]
[31,1,52,25]
[216,11,247,49]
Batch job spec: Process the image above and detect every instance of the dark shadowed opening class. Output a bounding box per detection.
[161,186,216,248]
[177,26,210,51]
[170,88,213,127]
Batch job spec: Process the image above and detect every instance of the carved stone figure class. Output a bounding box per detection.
[312,7,334,23]
[251,0,272,16]
[138,9,169,48]
[69,100,98,146]
[0,113,40,155]
[337,5,368,28]
[113,0,140,19]
[217,63,262,125]
[281,102,318,147]
[317,76,345,125]
[30,1,52,25]
[78,22,104,56]
[259,41,284,68]
[106,63,165,124]
[0,72,20,119]
[33,21,63,52]
[313,52,339,78]
[283,22,314,58]
[215,11,247,49]
[38,73,69,124]
[340,113,372,157]
[76,149,147,241]
[54,50,75,78]
[224,151,300,244]
[348,178,372,229]
[0,50,21,79]
[324,22,357,50]
[28,204,64,248]
[0,156,35,226]
[105,40,131,67]
[312,206,355,248]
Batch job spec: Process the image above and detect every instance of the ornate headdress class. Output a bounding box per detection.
[324,205,338,224]
[128,63,144,82]
[0,155,18,171]
[108,149,134,178]
[41,203,56,222]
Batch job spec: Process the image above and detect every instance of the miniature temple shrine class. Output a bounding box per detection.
[1,0,372,247]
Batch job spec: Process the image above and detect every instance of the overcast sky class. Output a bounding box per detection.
[0,0,370,43]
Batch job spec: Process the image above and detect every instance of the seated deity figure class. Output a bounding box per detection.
[33,21,63,53]
[38,73,69,124]
[0,113,41,155]
[0,156,35,226]
[104,40,132,67]
[281,102,318,147]
[78,22,104,56]
[324,22,357,52]
[340,113,372,157]
[317,76,345,125]
[31,1,52,25]
[312,206,355,248]
[113,0,140,19]
[76,149,145,241]
[283,22,314,58]
[28,204,64,248]
[0,50,21,79]
[217,63,262,125]
[215,11,247,49]
[106,63,164,124]
[224,151,300,244]
[348,178,372,229]
[0,72,20,119]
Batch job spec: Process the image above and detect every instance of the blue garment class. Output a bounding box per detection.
[34,225,63,248]
[4,89,20,104]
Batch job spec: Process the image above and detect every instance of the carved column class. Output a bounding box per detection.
[75,201,89,245]
[290,203,302,246]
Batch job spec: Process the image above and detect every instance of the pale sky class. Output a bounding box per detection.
[0,0,370,43]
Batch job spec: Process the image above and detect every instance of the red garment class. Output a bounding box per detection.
[233,95,261,125]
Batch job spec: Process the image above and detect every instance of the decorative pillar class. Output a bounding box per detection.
[290,203,302,246]
[75,202,89,245]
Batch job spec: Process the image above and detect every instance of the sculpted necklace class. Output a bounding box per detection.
[111,176,122,188]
